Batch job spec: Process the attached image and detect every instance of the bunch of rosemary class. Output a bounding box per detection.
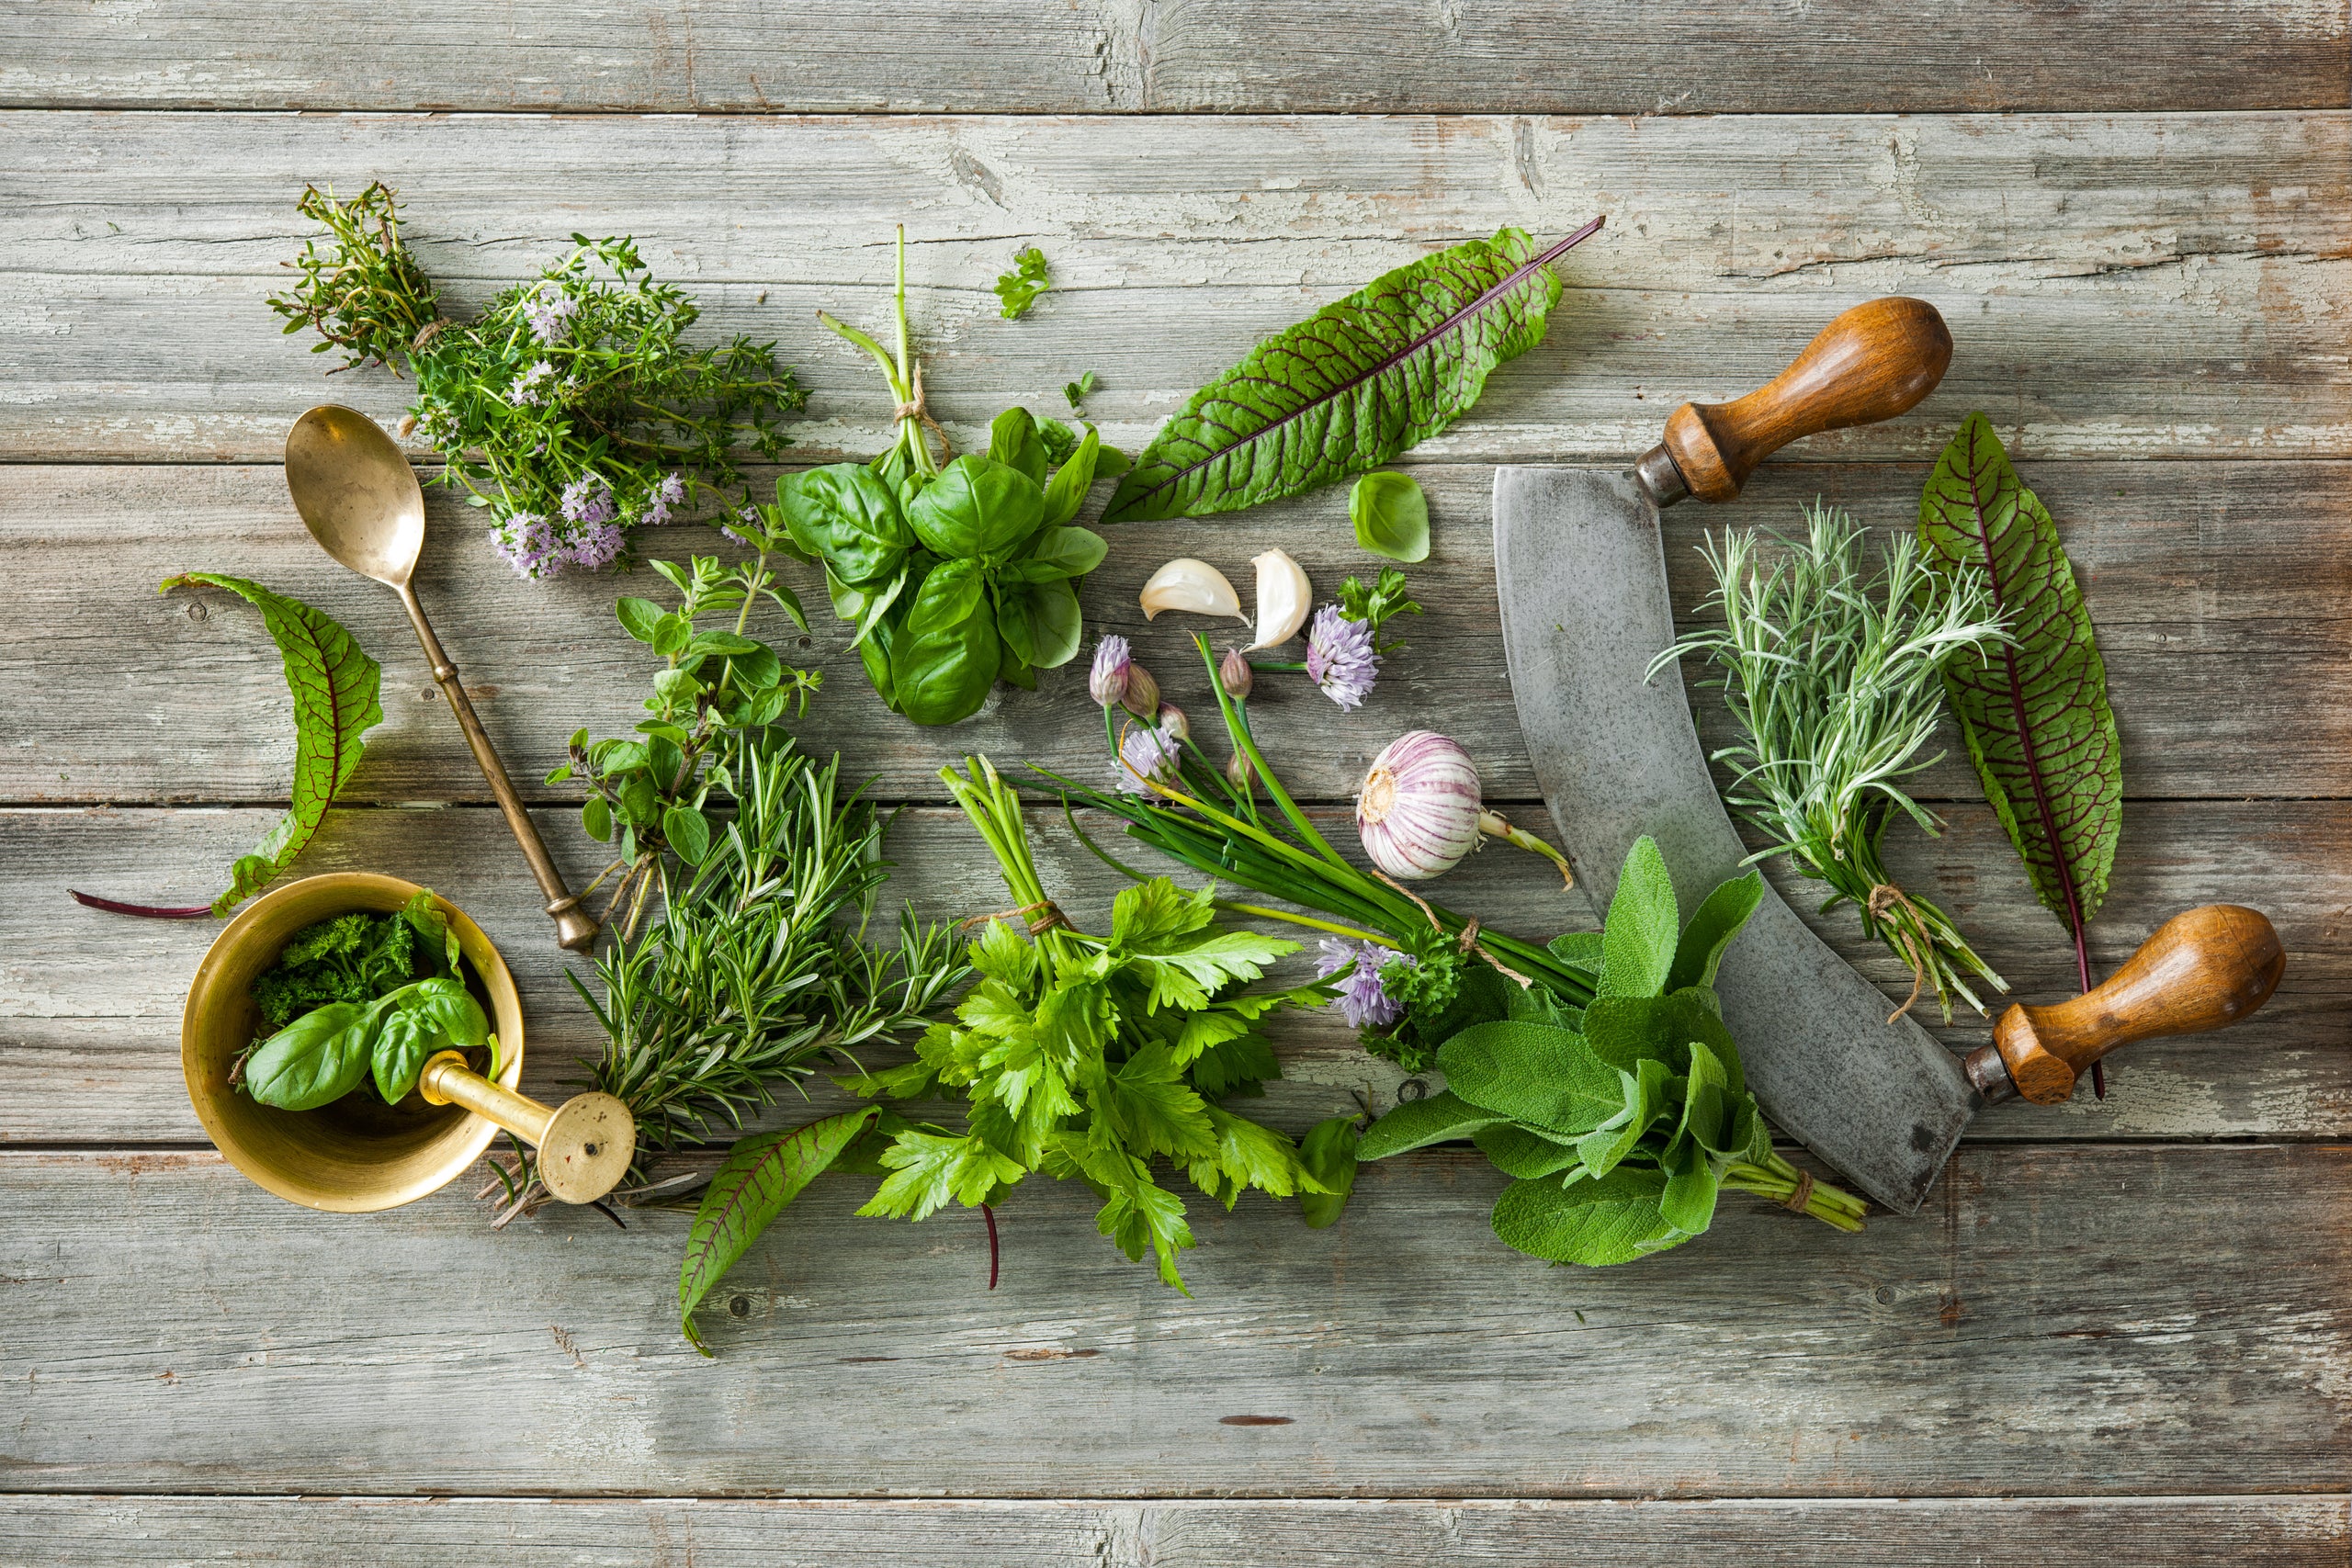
[1650,502,2011,1022]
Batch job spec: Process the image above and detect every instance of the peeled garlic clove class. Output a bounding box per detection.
[1139,558,1246,622]
[1244,548,1311,651]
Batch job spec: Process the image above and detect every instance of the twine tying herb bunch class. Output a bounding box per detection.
[1651,502,2013,1023]
[269,182,805,579]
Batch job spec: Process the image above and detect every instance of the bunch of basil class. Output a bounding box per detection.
[771,410,1116,726]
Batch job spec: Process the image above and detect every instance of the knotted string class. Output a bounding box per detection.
[1372,870,1532,988]
[958,900,1069,938]
[892,363,954,469]
[1866,882,1932,1024]
[1781,1167,1815,1213]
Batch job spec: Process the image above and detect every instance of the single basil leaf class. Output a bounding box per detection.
[244,999,379,1111]
[1357,1089,1505,1159]
[160,574,384,916]
[1106,221,1600,523]
[1040,424,1101,527]
[904,558,989,637]
[664,804,713,865]
[889,592,1001,726]
[615,596,665,643]
[1917,412,2122,949]
[1005,525,1109,585]
[1487,1168,1687,1267]
[908,455,1047,559]
[856,607,899,710]
[1350,471,1431,563]
[1658,1139,1722,1235]
[1296,1116,1359,1229]
[1598,836,1678,998]
[680,1109,879,1355]
[1437,1021,1623,1135]
[988,407,1050,487]
[848,568,910,651]
[1472,1122,1583,1179]
[995,579,1084,670]
[370,1005,438,1104]
[1667,871,1764,995]
[775,464,910,585]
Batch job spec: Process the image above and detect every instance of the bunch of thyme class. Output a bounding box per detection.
[1650,502,2012,1022]
[269,182,805,578]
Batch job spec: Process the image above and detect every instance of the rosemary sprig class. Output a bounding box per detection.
[1651,502,2012,1022]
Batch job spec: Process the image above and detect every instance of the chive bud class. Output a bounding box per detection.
[1219,646,1254,700]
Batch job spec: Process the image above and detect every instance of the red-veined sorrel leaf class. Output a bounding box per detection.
[161,574,384,916]
[1917,414,2122,1041]
[679,1107,878,1355]
[1105,218,1603,523]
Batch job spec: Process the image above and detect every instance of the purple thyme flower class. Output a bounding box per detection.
[490,513,567,580]
[560,474,616,528]
[521,284,577,344]
[640,470,686,527]
[1089,634,1133,708]
[568,517,628,571]
[1114,718,1182,796]
[507,359,556,406]
[1316,938,1410,1030]
[1306,604,1380,712]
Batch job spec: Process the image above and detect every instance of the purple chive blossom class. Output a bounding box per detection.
[560,475,616,528]
[490,513,567,579]
[1317,938,1411,1030]
[521,285,577,344]
[1089,634,1133,708]
[508,359,556,406]
[1306,604,1380,712]
[1114,720,1182,795]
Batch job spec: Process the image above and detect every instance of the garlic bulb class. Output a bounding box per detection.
[1244,548,1311,651]
[1139,558,1245,622]
[1356,732,1575,887]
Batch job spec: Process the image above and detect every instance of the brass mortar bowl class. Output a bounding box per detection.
[181,873,526,1213]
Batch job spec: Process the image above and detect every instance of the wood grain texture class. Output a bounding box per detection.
[2,112,2344,462]
[3,1495,2345,1564]
[9,460,2344,807]
[2,1143,2346,1495]
[1,1,2343,114]
[7,798,2345,1147]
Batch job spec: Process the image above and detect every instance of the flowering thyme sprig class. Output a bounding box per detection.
[270,183,806,580]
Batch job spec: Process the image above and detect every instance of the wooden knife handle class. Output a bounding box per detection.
[1635,297,1953,507]
[1981,906,2284,1106]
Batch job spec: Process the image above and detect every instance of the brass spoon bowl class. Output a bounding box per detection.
[182,873,527,1213]
[283,406,598,952]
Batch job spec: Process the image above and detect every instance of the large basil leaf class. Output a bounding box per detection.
[884,570,992,728]
[995,578,1083,669]
[161,574,384,916]
[775,465,910,585]
[680,1108,879,1355]
[903,558,989,637]
[244,998,380,1111]
[988,407,1051,486]
[907,455,1046,558]
[1004,525,1108,585]
[1917,412,2122,962]
[1487,1168,1688,1267]
[1106,220,1601,523]
[368,976,493,1103]
[1040,423,1102,527]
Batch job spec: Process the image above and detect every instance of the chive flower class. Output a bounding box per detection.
[1306,604,1379,711]
[1317,937,1409,1029]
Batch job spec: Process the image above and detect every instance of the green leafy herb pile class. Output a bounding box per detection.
[1360,838,1864,1266]
[1652,502,2011,1022]
[269,182,804,578]
[775,229,1123,726]
[240,892,500,1112]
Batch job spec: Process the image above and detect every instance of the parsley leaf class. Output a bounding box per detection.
[994,246,1051,320]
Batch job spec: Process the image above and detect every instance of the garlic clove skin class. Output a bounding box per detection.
[1355,731,1486,882]
[1139,558,1246,622]
[1243,548,1312,651]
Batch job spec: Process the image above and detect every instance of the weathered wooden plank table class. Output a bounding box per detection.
[3,6,2347,1562]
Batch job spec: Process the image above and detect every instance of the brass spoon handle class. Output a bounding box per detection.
[418,1052,636,1204]
[395,585,599,952]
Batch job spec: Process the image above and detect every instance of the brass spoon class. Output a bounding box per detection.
[284,405,599,952]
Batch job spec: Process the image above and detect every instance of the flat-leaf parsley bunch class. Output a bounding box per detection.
[270,183,806,579]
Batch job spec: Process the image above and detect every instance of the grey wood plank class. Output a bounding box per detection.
[1,1143,2346,1495]
[2,111,2343,462]
[1,1,2342,114]
[6,797,2345,1147]
[7,460,2344,806]
[3,1495,2345,1565]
